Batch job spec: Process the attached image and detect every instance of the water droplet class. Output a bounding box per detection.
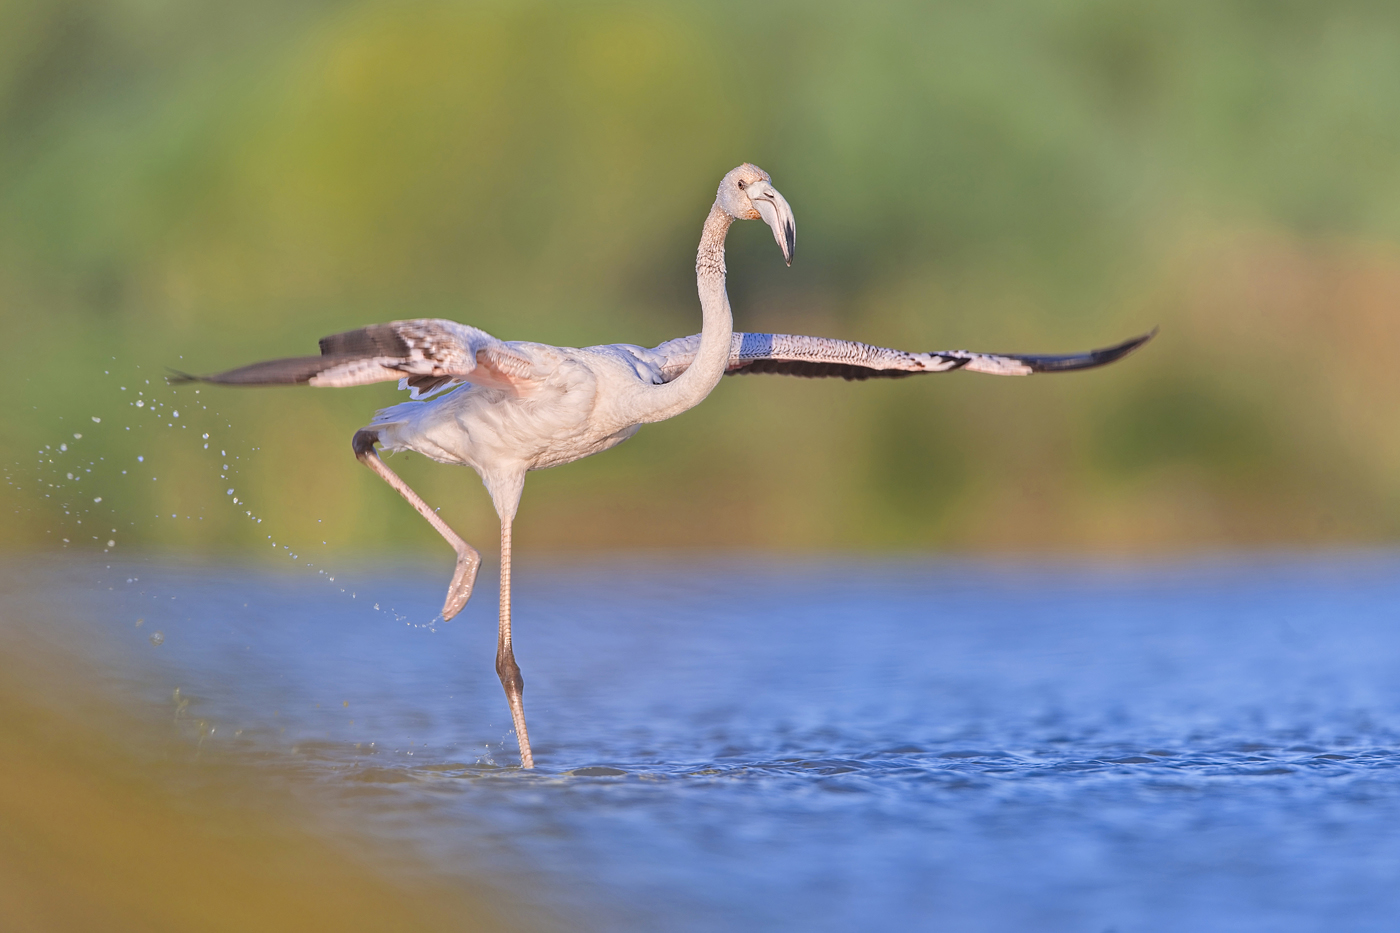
[137,455,144,462]
[135,618,143,627]
[92,416,101,423]
[202,433,209,439]
[172,410,179,418]
[59,443,67,452]
[73,433,82,439]
[107,539,115,547]
[66,473,73,480]
[93,497,102,503]
[149,631,164,646]
[226,489,234,495]
[135,400,144,407]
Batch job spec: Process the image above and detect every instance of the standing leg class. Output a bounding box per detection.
[353,429,480,621]
[497,515,534,768]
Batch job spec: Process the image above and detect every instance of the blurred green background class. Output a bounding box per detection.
[6,0,1400,558]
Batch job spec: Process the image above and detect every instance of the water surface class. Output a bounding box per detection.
[5,553,1400,932]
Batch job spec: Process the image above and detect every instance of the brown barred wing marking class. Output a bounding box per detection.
[168,319,511,396]
[318,323,412,358]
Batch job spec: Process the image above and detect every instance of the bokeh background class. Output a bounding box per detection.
[6,0,1400,557]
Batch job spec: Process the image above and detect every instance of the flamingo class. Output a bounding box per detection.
[173,163,1152,768]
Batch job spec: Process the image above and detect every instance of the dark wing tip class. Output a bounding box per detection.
[165,356,337,387]
[1108,326,1158,357]
[1020,328,1157,373]
[1086,327,1157,367]
[165,369,200,385]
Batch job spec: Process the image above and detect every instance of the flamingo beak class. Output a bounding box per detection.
[751,182,796,266]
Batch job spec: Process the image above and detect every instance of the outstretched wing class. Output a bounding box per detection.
[648,330,1155,383]
[168,319,537,398]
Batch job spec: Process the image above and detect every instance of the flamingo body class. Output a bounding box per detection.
[369,343,657,514]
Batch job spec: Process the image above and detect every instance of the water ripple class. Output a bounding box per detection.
[10,553,1400,933]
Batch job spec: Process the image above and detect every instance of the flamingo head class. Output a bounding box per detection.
[717,163,795,266]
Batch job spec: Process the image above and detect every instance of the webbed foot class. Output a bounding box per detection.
[442,548,481,621]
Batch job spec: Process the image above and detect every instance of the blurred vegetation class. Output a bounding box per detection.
[6,0,1400,557]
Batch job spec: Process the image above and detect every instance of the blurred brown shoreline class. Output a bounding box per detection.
[0,611,543,933]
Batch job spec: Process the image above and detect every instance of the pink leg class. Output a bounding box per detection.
[353,430,480,621]
[497,515,534,768]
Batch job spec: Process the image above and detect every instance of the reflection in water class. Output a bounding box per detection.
[5,553,1400,932]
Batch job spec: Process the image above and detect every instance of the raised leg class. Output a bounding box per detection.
[353,429,480,621]
[497,515,534,768]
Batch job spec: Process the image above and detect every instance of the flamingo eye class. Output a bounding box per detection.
[737,179,747,190]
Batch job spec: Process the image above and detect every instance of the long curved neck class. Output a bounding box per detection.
[633,202,734,424]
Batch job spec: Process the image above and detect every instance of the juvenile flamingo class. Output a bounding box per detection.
[175,164,1151,767]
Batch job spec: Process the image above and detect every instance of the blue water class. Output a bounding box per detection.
[8,553,1400,931]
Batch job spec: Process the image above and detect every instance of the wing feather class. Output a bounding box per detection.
[168,319,532,398]
[649,330,1155,382]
